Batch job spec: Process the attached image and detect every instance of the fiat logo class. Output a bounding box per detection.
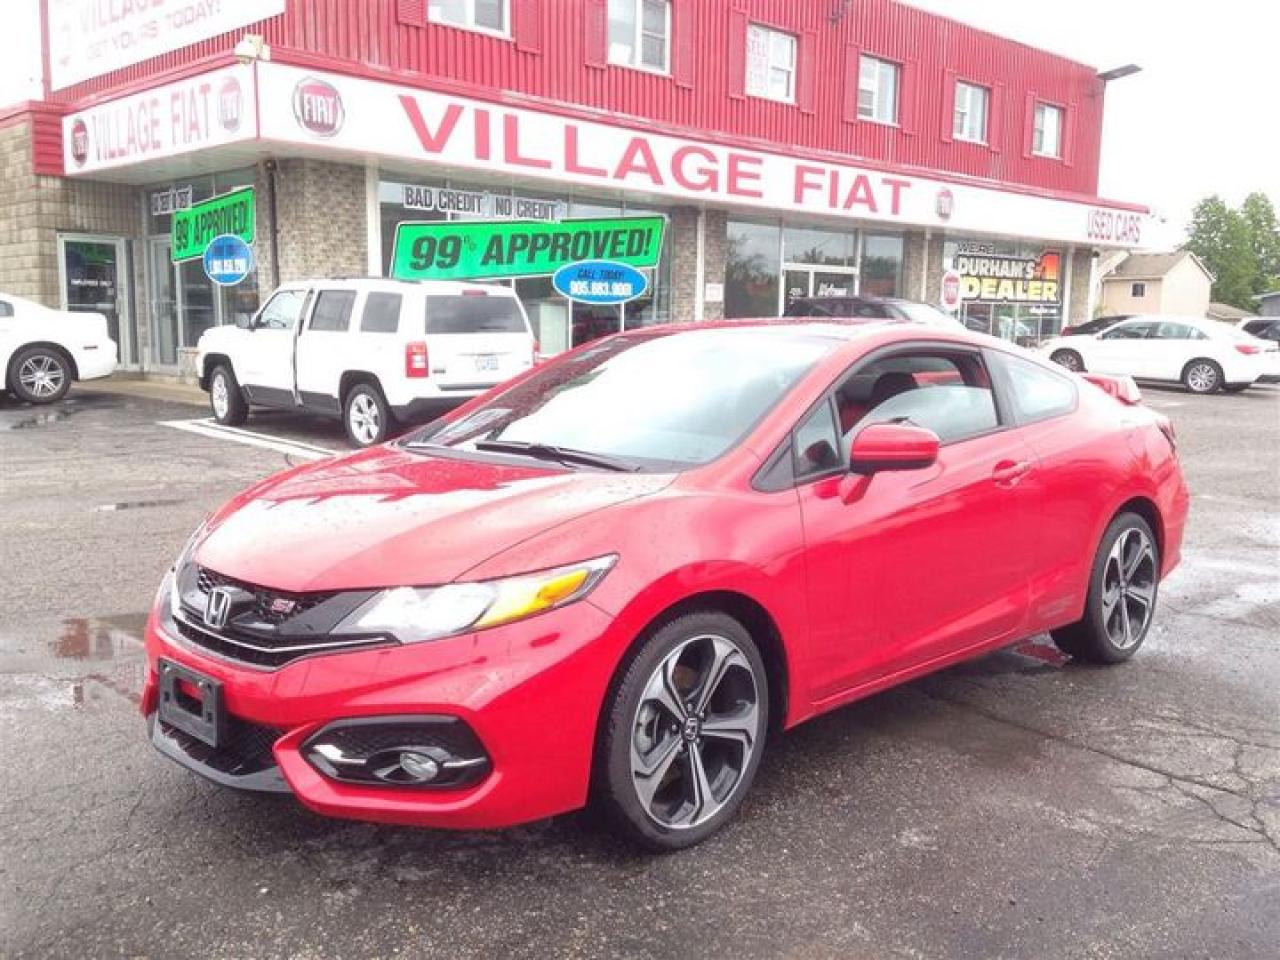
[218,77,243,133]
[936,188,954,221]
[292,77,344,137]
[69,119,88,168]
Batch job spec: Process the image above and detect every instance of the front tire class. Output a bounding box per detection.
[1050,349,1084,372]
[208,364,248,426]
[343,382,393,447]
[1182,358,1222,394]
[596,611,768,850]
[1051,512,1160,664]
[10,346,72,404]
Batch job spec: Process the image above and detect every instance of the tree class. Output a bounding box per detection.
[1240,192,1280,294]
[1183,196,1260,310]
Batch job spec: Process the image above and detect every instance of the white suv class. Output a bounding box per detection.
[196,279,537,446]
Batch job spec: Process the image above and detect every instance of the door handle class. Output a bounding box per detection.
[992,459,1033,485]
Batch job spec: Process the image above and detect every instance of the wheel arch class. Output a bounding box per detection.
[7,341,78,386]
[600,588,791,740]
[201,353,232,390]
[1180,355,1222,383]
[339,370,386,404]
[1112,495,1165,562]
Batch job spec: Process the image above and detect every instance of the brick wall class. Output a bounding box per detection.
[701,210,728,322]
[258,159,368,299]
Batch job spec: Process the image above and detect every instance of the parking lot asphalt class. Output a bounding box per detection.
[1,382,1278,959]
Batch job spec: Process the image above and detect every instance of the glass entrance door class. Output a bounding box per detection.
[59,235,133,366]
[147,237,179,368]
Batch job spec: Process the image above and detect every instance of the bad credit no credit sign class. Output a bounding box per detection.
[390,217,665,281]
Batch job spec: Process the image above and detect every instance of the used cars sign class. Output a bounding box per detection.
[390,216,665,281]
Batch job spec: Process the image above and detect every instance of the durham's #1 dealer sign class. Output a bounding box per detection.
[47,0,284,91]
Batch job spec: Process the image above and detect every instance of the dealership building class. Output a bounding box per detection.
[0,0,1151,377]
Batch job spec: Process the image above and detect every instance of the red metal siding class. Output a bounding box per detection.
[46,0,1106,197]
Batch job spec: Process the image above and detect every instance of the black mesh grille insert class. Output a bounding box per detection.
[161,713,284,777]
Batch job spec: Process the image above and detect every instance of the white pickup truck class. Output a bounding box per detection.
[196,278,537,446]
[1,292,117,404]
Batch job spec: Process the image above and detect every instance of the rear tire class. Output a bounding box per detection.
[1050,349,1084,372]
[343,382,393,447]
[9,346,72,404]
[208,364,248,426]
[1051,512,1160,664]
[1181,359,1222,394]
[595,610,768,851]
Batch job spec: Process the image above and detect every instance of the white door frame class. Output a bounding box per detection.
[57,233,134,368]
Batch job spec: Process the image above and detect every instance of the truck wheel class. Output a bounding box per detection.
[209,364,248,426]
[10,346,72,404]
[344,382,393,447]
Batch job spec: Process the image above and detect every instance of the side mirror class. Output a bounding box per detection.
[235,314,253,330]
[849,423,939,474]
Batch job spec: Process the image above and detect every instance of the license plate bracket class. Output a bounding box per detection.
[157,658,224,748]
[474,354,499,372]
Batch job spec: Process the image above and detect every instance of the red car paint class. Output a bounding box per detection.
[142,323,1188,829]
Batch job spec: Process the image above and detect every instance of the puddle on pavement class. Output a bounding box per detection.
[49,614,148,660]
[93,497,187,512]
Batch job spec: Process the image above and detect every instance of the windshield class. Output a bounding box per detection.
[425,295,527,334]
[409,328,835,469]
[895,302,961,327]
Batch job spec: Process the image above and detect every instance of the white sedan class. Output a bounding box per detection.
[1041,315,1273,394]
[1,293,117,404]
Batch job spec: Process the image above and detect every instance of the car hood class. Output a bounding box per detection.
[194,445,674,591]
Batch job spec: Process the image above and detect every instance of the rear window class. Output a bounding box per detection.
[425,295,527,335]
[361,292,402,333]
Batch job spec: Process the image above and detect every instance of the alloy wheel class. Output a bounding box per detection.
[19,354,66,399]
[1052,351,1082,372]
[1101,527,1157,649]
[630,633,762,829]
[211,374,230,418]
[349,393,381,445]
[1186,362,1218,393]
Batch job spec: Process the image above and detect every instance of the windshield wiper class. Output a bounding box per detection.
[473,440,639,473]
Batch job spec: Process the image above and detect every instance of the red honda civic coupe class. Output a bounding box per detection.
[143,321,1188,849]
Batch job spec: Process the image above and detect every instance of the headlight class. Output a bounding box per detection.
[162,520,208,616]
[337,555,617,644]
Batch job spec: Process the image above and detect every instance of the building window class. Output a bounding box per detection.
[726,220,782,318]
[953,81,990,143]
[860,234,905,298]
[1131,282,1146,298]
[608,0,670,73]
[1033,102,1063,158]
[428,0,508,36]
[746,24,797,103]
[858,55,900,124]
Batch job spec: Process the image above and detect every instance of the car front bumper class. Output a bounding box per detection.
[141,597,625,830]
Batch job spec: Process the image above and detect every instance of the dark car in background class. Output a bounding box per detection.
[1060,315,1131,337]
[783,296,961,328]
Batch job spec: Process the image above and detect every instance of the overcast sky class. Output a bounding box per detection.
[4,1,1276,249]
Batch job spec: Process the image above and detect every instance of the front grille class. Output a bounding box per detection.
[197,567,334,626]
[175,566,388,669]
[161,713,283,776]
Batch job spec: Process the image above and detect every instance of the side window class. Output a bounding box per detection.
[256,290,307,331]
[0,299,13,318]
[1155,322,1194,340]
[793,401,841,478]
[1102,322,1155,340]
[990,352,1077,424]
[361,293,403,333]
[309,290,356,333]
[838,353,1000,444]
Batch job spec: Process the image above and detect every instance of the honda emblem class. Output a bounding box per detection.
[204,587,232,630]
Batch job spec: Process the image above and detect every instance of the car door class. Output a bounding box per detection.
[294,288,358,414]
[423,292,535,391]
[1087,320,1159,377]
[240,287,310,406]
[1148,321,1202,382]
[795,346,1039,702]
